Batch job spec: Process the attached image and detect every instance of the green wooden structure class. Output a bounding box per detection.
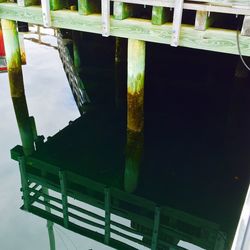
[1,0,250,249]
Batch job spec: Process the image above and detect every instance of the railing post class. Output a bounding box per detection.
[104,187,111,244]
[41,0,52,27]
[18,156,30,211]
[42,187,56,250]
[59,171,69,228]
[151,206,161,250]
[171,0,184,47]
[101,0,110,37]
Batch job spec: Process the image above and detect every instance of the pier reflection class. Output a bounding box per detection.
[11,109,239,250]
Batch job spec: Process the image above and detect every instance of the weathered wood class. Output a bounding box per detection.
[127,39,145,132]
[1,4,250,56]
[41,0,51,27]
[19,157,30,210]
[241,16,250,36]
[115,37,126,109]
[50,0,68,11]
[18,33,26,64]
[125,39,145,193]
[195,11,213,31]
[101,0,110,36]
[151,6,168,25]
[17,0,39,7]
[1,19,34,156]
[113,2,132,20]
[171,0,184,47]
[72,31,82,73]
[78,0,100,15]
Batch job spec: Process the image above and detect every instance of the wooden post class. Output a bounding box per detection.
[59,171,69,228]
[72,31,82,74]
[50,0,68,11]
[114,37,126,110]
[78,0,100,15]
[124,39,145,193]
[151,6,168,25]
[195,11,214,31]
[1,19,34,156]
[113,2,132,20]
[43,187,56,250]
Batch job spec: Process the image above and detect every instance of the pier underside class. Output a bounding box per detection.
[10,41,250,249]
[0,0,250,56]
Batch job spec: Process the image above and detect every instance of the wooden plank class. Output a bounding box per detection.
[114,0,250,14]
[1,4,250,56]
[41,0,51,27]
[241,16,250,36]
[78,0,100,15]
[101,0,110,36]
[171,0,184,47]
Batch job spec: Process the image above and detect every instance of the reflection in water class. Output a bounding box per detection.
[3,31,250,250]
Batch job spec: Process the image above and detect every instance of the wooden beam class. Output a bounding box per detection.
[101,0,110,36]
[50,0,68,11]
[195,10,213,31]
[17,0,39,7]
[41,0,51,27]
[78,0,100,15]
[1,4,250,56]
[104,187,111,244]
[241,16,250,36]
[125,39,145,193]
[59,171,69,228]
[151,207,161,250]
[171,0,184,47]
[151,6,169,25]
[113,2,133,20]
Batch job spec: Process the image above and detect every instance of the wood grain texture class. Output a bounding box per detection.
[0,3,250,56]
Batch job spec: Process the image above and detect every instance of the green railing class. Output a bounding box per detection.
[12,145,226,250]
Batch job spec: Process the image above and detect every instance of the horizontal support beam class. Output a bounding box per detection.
[0,3,250,56]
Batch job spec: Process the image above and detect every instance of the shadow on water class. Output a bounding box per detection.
[12,33,250,249]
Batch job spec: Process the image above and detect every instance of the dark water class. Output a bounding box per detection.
[2,34,250,249]
[29,33,250,249]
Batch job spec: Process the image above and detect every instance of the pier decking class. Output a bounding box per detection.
[0,0,250,56]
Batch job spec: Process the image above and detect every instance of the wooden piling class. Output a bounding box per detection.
[124,39,145,193]
[1,19,34,156]
[72,31,82,74]
[127,39,145,133]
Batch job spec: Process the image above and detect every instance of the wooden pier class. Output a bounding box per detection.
[1,0,250,249]
[0,0,250,55]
